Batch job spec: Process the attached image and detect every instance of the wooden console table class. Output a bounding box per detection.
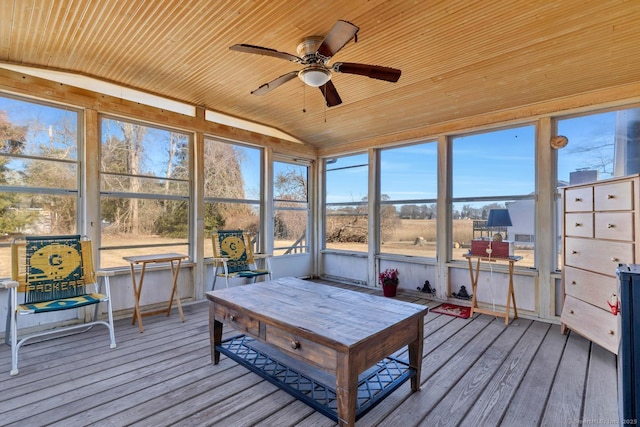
[207,277,429,427]
[463,254,522,325]
[123,253,188,332]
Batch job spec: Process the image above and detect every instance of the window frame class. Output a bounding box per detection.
[98,115,192,267]
[377,141,438,259]
[272,158,311,256]
[323,153,369,253]
[202,137,263,256]
[449,124,537,266]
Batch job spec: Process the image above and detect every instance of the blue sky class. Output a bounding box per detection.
[324,113,620,204]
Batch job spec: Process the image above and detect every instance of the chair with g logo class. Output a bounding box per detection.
[210,230,272,290]
[1,235,116,375]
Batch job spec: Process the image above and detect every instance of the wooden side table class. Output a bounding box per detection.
[123,253,188,332]
[463,254,522,325]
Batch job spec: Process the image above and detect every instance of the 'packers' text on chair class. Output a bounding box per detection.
[1,235,116,375]
[211,230,272,290]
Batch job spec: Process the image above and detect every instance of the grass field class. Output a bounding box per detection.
[0,219,535,277]
[325,219,535,267]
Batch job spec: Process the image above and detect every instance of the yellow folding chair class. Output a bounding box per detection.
[1,235,116,375]
[211,230,272,289]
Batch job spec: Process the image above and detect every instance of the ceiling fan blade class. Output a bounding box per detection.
[251,71,299,96]
[333,62,401,82]
[230,44,301,63]
[319,80,342,107]
[316,20,359,58]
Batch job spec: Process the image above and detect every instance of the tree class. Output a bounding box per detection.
[154,132,190,237]
[274,167,307,241]
[23,114,78,233]
[0,111,36,237]
[202,140,256,233]
[120,122,146,234]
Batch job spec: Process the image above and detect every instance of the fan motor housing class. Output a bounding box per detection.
[297,36,326,64]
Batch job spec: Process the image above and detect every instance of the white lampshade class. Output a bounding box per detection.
[298,67,331,87]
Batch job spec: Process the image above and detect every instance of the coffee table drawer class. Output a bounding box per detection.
[265,324,337,371]
[214,304,260,336]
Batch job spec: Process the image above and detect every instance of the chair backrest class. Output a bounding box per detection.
[11,235,95,304]
[211,230,256,273]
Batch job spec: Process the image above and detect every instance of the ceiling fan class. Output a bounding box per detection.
[229,20,401,107]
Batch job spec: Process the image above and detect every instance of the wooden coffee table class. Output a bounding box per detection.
[207,277,429,427]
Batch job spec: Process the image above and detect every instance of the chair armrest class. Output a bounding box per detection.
[212,257,229,262]
[96,270,116,278]
[0,280,19,289]
[253,253,272,259]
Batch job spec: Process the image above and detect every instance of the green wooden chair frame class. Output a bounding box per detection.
[211,230,272,290]
[1,235,116,375]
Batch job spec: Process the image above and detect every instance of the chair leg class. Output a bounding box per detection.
[211,264,219,291]
[9,288,18,376]
[5,293,10,346]
[103,275,117,349]
[223,263,230,288]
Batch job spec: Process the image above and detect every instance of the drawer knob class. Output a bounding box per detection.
[570,281,577,285]
[575,223,582,227]
[575,197,582,202]
[572,250,578,255]
[611,257,619,262]
[607,223,615,229]
[569,310,575,315]
[607,194,615,199]
[229,315,235,322]
[609,330,615,336]
[290,340,300,350]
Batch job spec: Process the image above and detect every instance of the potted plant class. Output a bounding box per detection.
[379,268,399,297]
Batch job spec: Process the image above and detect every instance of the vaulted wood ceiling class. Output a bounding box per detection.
[1,0,640,151]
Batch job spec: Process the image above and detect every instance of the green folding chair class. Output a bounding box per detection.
[1,235,116,375]
[211,230,272,290]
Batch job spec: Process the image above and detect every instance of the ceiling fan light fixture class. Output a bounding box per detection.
[298,67,331,87]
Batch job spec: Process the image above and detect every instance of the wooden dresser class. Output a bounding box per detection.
[561,174,640,354]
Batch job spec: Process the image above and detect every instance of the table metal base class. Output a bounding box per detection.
[217,334,415,422]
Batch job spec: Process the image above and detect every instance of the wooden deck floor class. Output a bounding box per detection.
[0,280,618,426]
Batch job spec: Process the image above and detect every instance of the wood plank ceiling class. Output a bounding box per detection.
[1,0,640,150]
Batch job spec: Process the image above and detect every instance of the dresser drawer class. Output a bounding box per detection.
[214,304,260,337]
[565,213,593,238]
[595,212,634,241]
[564,237,633,276]
[265,324,337,371]
[561,295,619,354]
[564,266,618,311]
[564,187,593,212]
[594,180,633,211]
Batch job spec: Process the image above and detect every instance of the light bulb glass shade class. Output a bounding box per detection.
[298,67,331,87]
[486,209,512,227]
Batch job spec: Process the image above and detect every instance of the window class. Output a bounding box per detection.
[0,94,80,278]
[451,125,536,267]
[273,160,310,255]
[379,142,437,257]
[203,138,261,258]
[555,106,640,269]
[324,153,369,252]
[99,117,191,268]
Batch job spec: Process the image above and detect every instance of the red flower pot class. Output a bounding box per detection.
[383,285,397,297]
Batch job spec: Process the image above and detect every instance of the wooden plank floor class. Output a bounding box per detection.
[0,280,619,426]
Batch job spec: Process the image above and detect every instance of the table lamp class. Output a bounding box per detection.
[486,208,512,242]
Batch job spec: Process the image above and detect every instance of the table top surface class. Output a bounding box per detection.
[207,277,429,348]
[123,252,188,263]
[463,253,523,262]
